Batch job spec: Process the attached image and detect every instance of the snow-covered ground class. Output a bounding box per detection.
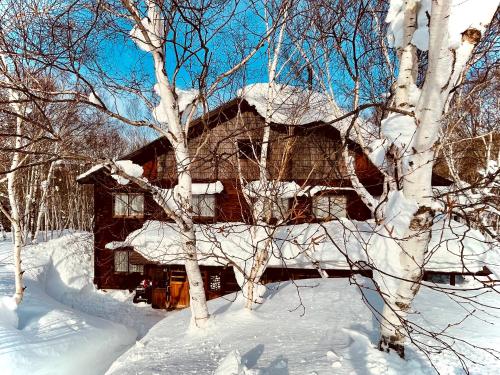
[0,233,165,375]
[1,232,499,374]
[109,277,500,375]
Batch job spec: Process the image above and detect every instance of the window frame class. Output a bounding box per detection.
[312,194,347,220]
[113,193,145,219]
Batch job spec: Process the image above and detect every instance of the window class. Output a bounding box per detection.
[114,250,128,273]
[113,193,144,218]
[270,197,290,220]
[237,139,262,160]
[209,274,222,291]
[114,250,144,274]
[157,154,167,178]
[313,195,347,219]
[192,194,216,217]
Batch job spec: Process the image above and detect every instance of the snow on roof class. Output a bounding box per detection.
[107,216,498,276]
[243,181,355,199]
[243,181,305,199]
[76,163,105,181]
[192,181,224,195]
[238,83,375,141]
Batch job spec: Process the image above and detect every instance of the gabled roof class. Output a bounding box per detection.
[77,84,450,185]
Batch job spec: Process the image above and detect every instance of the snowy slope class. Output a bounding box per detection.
[0,233,165,375]
[108,277,500,375]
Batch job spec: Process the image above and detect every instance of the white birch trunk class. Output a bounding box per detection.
[378,1,495,355]
[123,0,209,326]
[33,158,57,242]
[8,116,25,305]
[242,7,289,309]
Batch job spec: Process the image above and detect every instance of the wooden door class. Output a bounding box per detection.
[169,270,190,308]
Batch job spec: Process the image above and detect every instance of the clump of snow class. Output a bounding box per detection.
[129,17,162,52]
[152,84,199,123]
[383,190,419,237]
[214,349,257,375]
[0,296,18,328]
[76,163,104,181]
[111,160,144,185]
[176,88,199,114]
[88,92,103,107]
[367,138,389,169]
[380,113,417,151]
[448,0,499,49]
[238,83,375,142]
[389,0,498,51]
[385,0,405,48]
[305,185,354,196]
[192,181,224,195]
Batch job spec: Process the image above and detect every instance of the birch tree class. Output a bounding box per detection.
[5,0,281,326]
[295,0,499,358]
[235,0,295,310]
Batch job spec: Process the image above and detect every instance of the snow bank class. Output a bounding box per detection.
[112,215,497,275]
[0,233,165,375]
[107,277,500,374]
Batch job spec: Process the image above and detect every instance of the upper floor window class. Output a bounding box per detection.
[312,195,347,219]
[237,139,262,160]
[157,154,167,179]
[192,194,216,217]
[113,193,144,218]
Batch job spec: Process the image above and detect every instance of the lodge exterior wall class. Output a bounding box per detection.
[85,103,384,295]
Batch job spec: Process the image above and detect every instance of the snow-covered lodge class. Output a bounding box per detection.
[77,85,491,309]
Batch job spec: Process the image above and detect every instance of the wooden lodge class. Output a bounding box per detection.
[77,92,456,310]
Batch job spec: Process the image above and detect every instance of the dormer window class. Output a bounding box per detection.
[113,193,144,218]
[237,139,262,160]
[312,195,347,219]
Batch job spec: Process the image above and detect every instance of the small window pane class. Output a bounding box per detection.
[313,195,347,219]
[114,194,128,217]
[129,264,144,274]
[193,195,215,217]
[130,194,144,217]
[330,196,347,218]
[313,196,330,218]
[209,274,221,291]
[114,251,128,273]
[157,154,167,177]
[271,198,289,219]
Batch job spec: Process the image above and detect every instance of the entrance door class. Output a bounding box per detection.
[169,269,190,308]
